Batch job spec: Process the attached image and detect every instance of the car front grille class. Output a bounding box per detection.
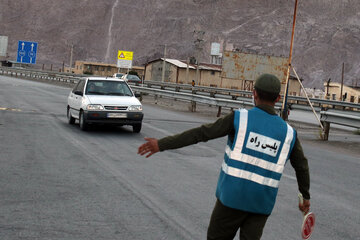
[104,106,128,111]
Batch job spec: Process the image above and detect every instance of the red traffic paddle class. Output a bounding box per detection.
[298,193,315,239]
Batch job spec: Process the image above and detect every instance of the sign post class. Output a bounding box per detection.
[16,40,38,64]
[117,50,133,72]
[0,36,8,58]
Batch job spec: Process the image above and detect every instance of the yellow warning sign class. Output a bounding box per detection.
[117,50,133,60]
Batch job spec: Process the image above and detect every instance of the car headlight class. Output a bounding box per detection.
[128,105,142,111]
[87,104,104,110]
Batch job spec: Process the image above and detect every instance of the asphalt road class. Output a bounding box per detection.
[0,75,359,240]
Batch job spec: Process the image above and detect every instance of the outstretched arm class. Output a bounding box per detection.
[137,112,235,157]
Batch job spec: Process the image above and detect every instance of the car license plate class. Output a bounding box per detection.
[107,113,127,118]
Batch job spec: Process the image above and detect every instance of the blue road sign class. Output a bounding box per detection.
[17,41,38,64]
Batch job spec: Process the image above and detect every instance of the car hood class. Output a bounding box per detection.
[86,95,141,106]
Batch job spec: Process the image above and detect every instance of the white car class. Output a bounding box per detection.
[121,74,142,84]
[113,73,124,79]
[67,77,143,132]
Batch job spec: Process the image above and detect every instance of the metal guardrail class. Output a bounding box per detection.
[140,81,360,135]
[319,109,360,140]
[144,80,360,110]
[1,66,359,110]
[132,85,258,110]
[0,66,82,84]
[1,66,359,139]
[320,109,360,128]
[133,85,360,141]
[145,80,252,96]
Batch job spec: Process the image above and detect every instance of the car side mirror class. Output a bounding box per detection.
[135,92,141,98]
[74,90,83,96]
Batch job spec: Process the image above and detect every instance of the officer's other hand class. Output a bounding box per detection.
[299,199,310,214]
[138,137,159,158]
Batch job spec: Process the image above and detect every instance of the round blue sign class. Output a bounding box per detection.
[19,50,26,57]
[28,51,35,58]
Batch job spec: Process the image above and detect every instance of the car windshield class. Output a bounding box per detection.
[127,75,140,81]
[85,80,133,96]
[115,73,123,78]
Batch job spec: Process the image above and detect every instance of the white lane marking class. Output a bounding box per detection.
[143,122,174,136]
[0,107,22,112]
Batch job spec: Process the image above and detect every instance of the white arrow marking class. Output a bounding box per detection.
[21,42,25,50]
[31,43,34,51]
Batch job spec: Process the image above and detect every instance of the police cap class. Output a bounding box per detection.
[254,74,281,94]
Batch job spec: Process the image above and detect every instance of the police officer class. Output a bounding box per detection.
[138,73,310,240]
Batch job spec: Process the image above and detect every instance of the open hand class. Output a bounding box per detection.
[138,137,159,158]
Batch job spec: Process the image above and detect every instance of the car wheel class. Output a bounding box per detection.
[132,123,142,133]
[67,106,75,124]
[79,111,88,131]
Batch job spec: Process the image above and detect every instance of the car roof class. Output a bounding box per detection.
[86,77,126,82]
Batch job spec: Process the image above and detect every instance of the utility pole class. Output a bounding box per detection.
[326,78,331,98]
[186,57,190,83]
[281,0,298,120]
[193,30,205,85]
[69,44,74,73]
[222,38,227,65]
[161,44,167,82]
[340,62,344,101]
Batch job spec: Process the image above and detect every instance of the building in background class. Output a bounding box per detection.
[324,82,360,103]
[145,52,302,96]
[144,58,222,86]
[68,61,144,78]
[301,88,325,99]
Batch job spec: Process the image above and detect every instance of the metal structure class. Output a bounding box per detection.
[221,51,289,90]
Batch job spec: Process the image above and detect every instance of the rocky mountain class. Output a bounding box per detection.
[1,0,359,88]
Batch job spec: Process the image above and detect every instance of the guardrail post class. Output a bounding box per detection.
[217,106,222,117]
[154,95,158,104]
[321,121,330,141]
[189,101,196,112]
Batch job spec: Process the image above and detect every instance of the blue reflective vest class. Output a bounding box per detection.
[215,107,296,215]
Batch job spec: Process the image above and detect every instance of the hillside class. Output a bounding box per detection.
[1,0,359,88]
